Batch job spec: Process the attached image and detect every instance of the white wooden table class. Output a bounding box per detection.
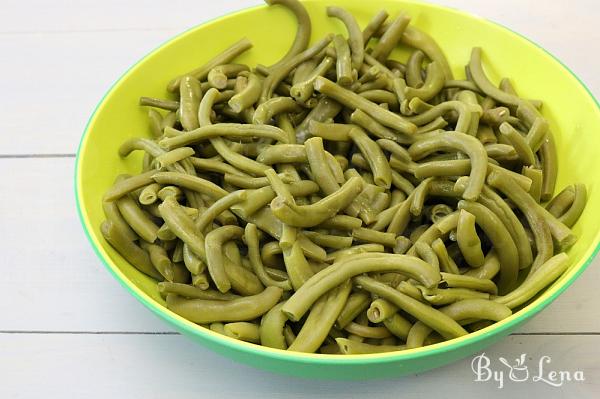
[1,1,599,397]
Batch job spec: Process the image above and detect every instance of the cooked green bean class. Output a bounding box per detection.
[499,122,535,165]
[522,166,543,203]
[204,226,243,293]
[404,61,445,102]
[355,276,467,339]
[559,184,587,227]
[101,220,161,279]
[406,50,424,88]
[264,0,311,72]
[160,123,289,150]
[208,64,249,89]
[327,6,363,69]
[457,200,518,294]
[469,47,520,107]
[332,34,353,87]
[223,322,261,343]
[456,209,485,268]
[140,241,175,282]
[352,227,395,247]
[191,272,210,290]
[116,195,159,243]
[283,253,440,321]
[158,282,239,300]
[153,172,227,199]
[409,131,487,201]
[314,76,416,134]
[270,177,363,227]
[228,72,262,113]
[166,286,282,323]
[431,238,460,274]
[495,253,569,309]
[546,186,576,218]
[261,35,333,103]
[441,272,497,295]
[260,302,288,349]
[253,97,302,125]
[168,37,252,92]
[182,242,204,275]
[371,13,411,62]
[139,96,180,111]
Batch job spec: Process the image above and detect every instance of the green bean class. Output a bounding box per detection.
[223,322,261,343]
[488,170,575,253]
[314,76,416,134]
[559,183,586,227]
[305,136,341,195]
[140,241,175,281]
[410,176,433,216]
[280,226,314,290]
[336,291,371,329]
[332,34,354,87]
[456,209,485,268]
[522,166,543,203]
[158,196,206,259]
[264,0,311,71]
[116,195,159,243]
[444,80,481,92]
[326,243,385,262]
[152,172,227,199]
[407,299,511,348]
[195,191,247,234]
[463,251,499,280]
[426,204,454,224]
[179,76,202,131]
[345,322,392,339]
[191,272,210,290]
[208,64,249,89]
[158,282,239,300]
[359,89,399,109]
[138,183,161,205]
[351,227,395,247]
[290,56,335,103]
[355,276,467,339]
[406,50,424,88]
[256,144,306,164]
[283,253,440,321]
[289,280,352,353]
[457,200,518,294]
[484,143,518,161]
[419,286,490,305]
[228,72,262,113]
[404,62,445,102]
[494,253,569,309]
[362,9,389,44]
[146,109,164,138]
[350,109,403,143]
[441,272,497,295]
[253,97,302,125]
[159,123,289,150]
[390,170,415,195]
[166,286,282,323]
[204,226,243,293]
[348,127,392,188]
[245,223,292,290]
[409,132,487,201]
[366,299,397,324]
[525,117,548,153]
[270,177,363,227]
[261,35,333,103]
[327,6,364,69]
[469,47,520,107]
[407,98,477,135]
[103,171,157,202]
[182,242,204,275]
[499,122,535,165]
[168,37,253,92]
[371,13,411,62]
[102,178,138,241]
[139,96,180,111]
[431,238,460,274]
[260,302,288,349]
[546,186,576,218]
[224,173,292,189]
[153,147,194,170]
[302,231,353,249]
[316,215,362,231]
[100,220,161,279]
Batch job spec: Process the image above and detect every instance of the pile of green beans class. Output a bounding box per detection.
[101,0,587,355]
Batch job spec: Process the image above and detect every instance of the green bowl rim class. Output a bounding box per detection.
[75,0,600,366]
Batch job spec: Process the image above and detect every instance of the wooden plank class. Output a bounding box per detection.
[0,1,598,155]
[0,157,599,333]
[0,333,597,397]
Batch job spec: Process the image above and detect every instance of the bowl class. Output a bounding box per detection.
[75,0,600,379]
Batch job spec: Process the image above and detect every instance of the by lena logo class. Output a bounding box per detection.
[471,352,585,389]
